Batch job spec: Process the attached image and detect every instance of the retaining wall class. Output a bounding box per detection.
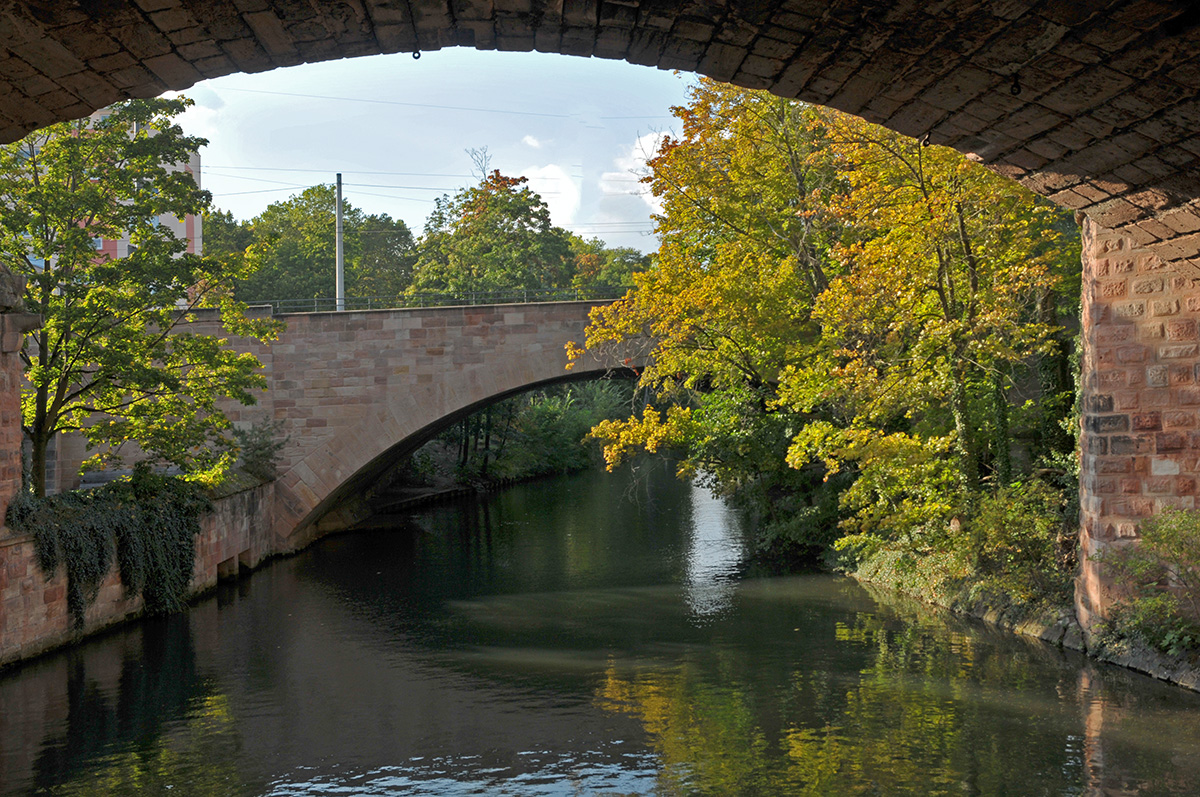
[0,482,274,669]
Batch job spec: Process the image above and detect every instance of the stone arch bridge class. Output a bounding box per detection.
[4,1,1200,628]
[200,300,638,549]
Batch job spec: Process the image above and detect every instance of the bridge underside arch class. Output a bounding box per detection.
[2,3,1200,270]
[292,367,638,543]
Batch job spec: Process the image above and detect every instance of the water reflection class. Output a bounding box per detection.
[1,466,1199,795]
[681,483,743,619]
[0,615,255,797]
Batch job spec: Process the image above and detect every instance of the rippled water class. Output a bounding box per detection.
[2,461,1200,795]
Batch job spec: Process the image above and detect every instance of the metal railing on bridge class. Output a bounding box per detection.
[252,287,626,315]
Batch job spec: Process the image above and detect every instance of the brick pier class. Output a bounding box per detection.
[1078,216,1200,631]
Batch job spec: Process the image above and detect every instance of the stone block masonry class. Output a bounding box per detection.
[1077,216,1200,633]
[260,300,633,548]
[0,482,274,669]
[0,299,631,668]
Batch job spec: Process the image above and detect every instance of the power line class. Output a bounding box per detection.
[347,189,438,204]
[343,182,481,192]
[221,87,574,119]
[202,171,313,188]
[205,164,476,178]
[216,186,317,197]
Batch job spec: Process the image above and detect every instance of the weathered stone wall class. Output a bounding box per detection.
[41,300,626,545]
[1,299,628,667]
[1077,216,1200,633]
[0,312,37,518]
[0,482,273,669]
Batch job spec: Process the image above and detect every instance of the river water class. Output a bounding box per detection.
[2,461,1200,795]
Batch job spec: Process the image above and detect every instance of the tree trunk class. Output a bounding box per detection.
[30,377,52,497]
[949,347,979,493]
[459,419,470,469]
[991,370,1011,486]
[30,428,48,498]
[480,405,493,476]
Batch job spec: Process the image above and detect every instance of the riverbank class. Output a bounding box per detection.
[372,467,1200,694]
[5,463,1198,698]
[370,467,1200,695]
[853,571,1200,693]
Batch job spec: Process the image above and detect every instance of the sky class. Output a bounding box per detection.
[170,49,696,253]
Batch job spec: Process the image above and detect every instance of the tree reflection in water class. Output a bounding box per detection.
[595,605,1199,796]
[29,616,253,797]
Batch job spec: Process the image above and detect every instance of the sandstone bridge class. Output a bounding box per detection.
[197,299,640,550]
[4,1,1200,631]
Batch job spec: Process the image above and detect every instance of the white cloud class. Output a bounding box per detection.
[521,163,580,227]
[170,88,230,145]
[599,131,668,216]
[183,87,226,111]
[522,134,542,149]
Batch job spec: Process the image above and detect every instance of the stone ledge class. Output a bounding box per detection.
[1089,637,1200,693]
[0,527,34,548]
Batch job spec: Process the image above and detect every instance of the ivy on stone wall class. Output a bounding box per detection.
[7,464,211,629]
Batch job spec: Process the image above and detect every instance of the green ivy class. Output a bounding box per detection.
[8,464,211,629]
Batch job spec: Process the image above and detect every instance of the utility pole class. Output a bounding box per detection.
[335,173,345,312]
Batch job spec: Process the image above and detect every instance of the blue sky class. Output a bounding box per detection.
[172,49,694,253]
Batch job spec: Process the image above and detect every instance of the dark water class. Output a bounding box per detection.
[2,461,1200,796]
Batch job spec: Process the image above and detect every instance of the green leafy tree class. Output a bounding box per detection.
[353,210,418,297]
[411,170,573,295]
[235,184,415,302]
[782,108,1079,541]
[568,235,650,292]
[572,81,847,555]
[1100,508,1200,655]
[0,98,277,494]
[202,208,253,258]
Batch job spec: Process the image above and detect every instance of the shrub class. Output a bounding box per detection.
[1100,508,1200,657]
[232,419,288,482]
[837,478,1077,613]
[967,480,1076,608]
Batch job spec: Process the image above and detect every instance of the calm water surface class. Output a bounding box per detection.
[2,461,1200,795]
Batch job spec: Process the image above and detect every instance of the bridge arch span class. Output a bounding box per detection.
[296,366,638,541]
[251,301,641,548]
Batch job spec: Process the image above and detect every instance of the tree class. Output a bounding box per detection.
[0,98,278,495]
[234,185,416,302]
[568,235,650,292]
[781,108,1079,539]
[572,81,847,554]
[410,170,573,296]
[202,208,253,258]
[574,80,1080,562]
[577,81,845,403]
[352,210,418,297]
